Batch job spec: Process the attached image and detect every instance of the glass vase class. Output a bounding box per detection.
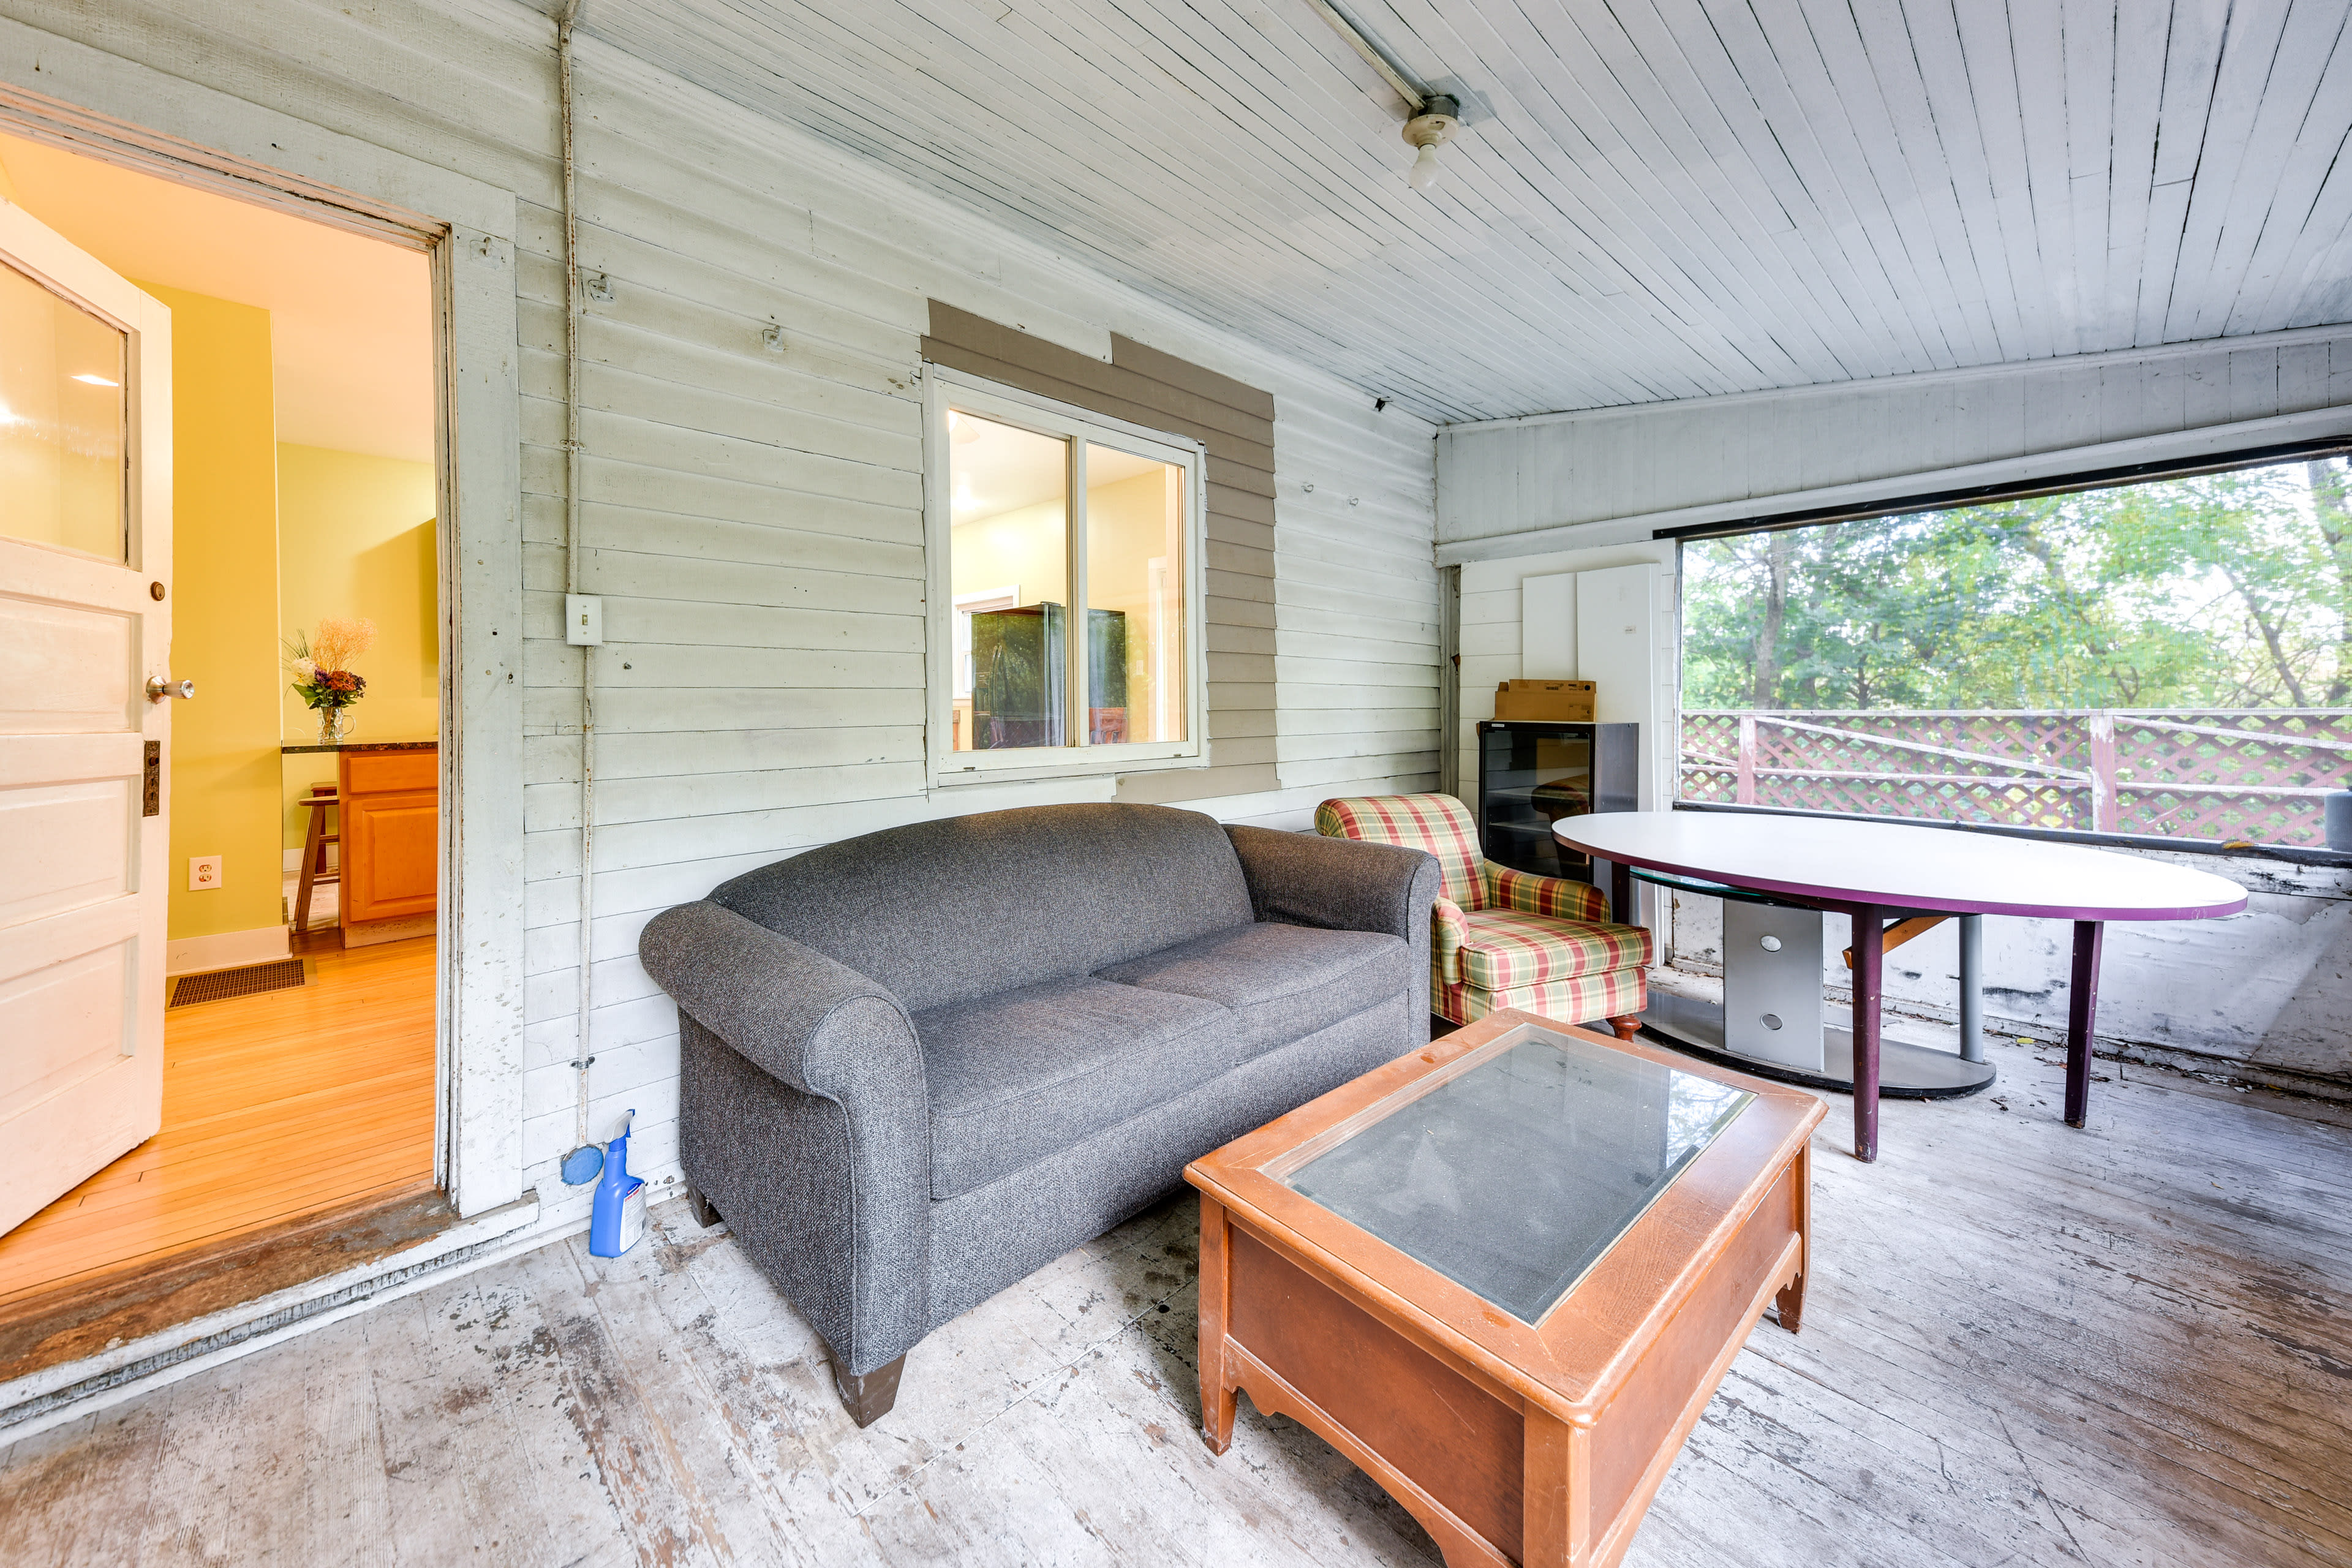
[318,706,355,745]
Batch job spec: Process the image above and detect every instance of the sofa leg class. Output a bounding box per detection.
[683,1183,722,1229]
[833,1353,906,1428]
[1608,1014,1641,1042]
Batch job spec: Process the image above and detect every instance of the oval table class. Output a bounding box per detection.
[1554,811,2248,1161]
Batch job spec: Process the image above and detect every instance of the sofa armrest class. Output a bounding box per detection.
[639,900,932,1374]
[640,899,923,1100]
[1224,825,1439,1023]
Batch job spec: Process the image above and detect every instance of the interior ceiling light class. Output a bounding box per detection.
[1404,97,1460,192]
[1303,0,1466,193]
[72,373,119,386]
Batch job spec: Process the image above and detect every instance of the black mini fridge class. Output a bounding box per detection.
[1475,720,1638,883]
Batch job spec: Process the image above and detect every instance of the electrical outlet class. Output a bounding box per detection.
[189,855,222,891]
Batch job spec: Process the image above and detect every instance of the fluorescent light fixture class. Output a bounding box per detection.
[72,373,119,386]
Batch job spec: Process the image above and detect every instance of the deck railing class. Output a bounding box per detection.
[1679,709,2352,846]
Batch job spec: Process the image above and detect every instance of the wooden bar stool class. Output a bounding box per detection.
[295,785,341,932]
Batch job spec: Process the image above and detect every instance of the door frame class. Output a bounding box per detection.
[0,73,529,1219]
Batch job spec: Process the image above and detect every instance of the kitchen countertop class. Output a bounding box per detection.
[281,740,440,755]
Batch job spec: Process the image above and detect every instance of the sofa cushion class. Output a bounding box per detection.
[707,804,1256,1014]
[1095,921,1412,1054]
[915,976,1239,1199]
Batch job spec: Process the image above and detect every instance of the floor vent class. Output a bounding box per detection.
[170,959,307,1007]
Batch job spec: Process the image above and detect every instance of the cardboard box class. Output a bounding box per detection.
[1493,679,1597,723]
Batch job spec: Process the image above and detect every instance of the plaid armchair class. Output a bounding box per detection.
[1315,793,1651,1037]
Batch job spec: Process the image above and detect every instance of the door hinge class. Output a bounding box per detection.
[143,741,160,817]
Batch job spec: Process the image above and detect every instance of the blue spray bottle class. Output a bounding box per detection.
[587,1109,646,1258]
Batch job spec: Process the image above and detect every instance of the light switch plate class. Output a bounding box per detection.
[565,594,605,647]
[189,854,222,891]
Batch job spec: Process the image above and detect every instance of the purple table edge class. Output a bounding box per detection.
[1554,813,2248,1163]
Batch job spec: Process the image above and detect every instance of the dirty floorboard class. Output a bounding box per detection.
[2,1037,2348,1567]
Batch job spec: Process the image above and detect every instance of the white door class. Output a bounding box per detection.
[0,201,172,1238]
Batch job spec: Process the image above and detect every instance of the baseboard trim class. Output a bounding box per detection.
[165,924,292,977]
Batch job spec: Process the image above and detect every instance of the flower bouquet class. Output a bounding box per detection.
[287,615,377,744]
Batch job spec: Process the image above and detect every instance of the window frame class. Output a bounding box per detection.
[922,364,1210,788]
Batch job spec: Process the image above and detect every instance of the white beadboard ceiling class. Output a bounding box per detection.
[571,0,2352,423]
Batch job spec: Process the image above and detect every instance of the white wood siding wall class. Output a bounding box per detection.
[0,0,1439,1224]
[1438,325,2352,559]
[1268,402,1441,817]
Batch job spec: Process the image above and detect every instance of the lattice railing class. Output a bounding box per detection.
[1681,709,2352,846]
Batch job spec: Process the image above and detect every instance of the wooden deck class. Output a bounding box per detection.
[0,937,438,1310]
[1,1039,2346,1567]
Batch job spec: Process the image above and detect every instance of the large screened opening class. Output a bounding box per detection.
[1679,450,2352,848]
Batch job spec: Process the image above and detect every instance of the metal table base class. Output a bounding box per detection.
[1637,990,1996,1099]
[1624,866,1996,1101]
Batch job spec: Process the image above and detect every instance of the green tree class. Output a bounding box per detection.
[1683,456,2352,712]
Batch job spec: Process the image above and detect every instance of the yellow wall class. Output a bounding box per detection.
[951,495,1065,609]
[948,472,1171,611]
[276,443,439,845]
[1084,467,1186,744]
[143,282,284,943]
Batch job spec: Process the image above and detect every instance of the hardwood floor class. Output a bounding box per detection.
[0,938,438,1310]
[0,1038,2345,1566]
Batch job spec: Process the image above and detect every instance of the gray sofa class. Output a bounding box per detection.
[638,802,1437,1424]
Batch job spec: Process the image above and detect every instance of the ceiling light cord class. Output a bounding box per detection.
[1302,0,1465,192]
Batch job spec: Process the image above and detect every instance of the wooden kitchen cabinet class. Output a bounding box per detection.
[336,744,438,945]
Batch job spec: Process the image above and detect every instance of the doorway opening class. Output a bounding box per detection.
[0,129,449,1338]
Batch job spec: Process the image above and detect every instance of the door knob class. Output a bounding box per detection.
[146,677,195,703]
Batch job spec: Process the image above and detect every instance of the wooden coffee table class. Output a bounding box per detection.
[1187,1009,1825,1568]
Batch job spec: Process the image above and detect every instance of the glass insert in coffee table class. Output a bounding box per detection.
[1278,1023,1754,1323]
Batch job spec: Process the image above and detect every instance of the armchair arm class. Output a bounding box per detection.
[1433,895,1469,986]
[1225,825,1439,1023]
[639,900,931,1374]
[1483,860,1611,923]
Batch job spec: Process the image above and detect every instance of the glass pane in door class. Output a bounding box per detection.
[948,410,1069,752]
[0,262,127,561]
[1082,443,1185,745]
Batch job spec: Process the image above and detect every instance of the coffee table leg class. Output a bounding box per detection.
[1852,907,1883,1163]
[1774,1140,1811,1333]
[2065,920,2104,1128]
[1197,1194,1237,1453]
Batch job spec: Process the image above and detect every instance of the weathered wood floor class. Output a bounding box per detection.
[2,1038,2347,1567]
